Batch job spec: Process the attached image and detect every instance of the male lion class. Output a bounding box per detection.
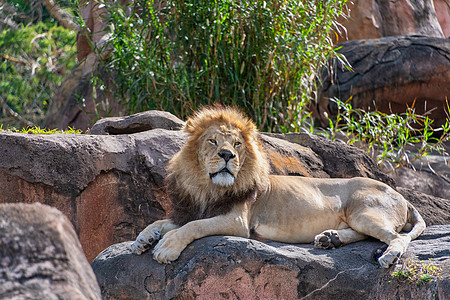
[131,106,425,268]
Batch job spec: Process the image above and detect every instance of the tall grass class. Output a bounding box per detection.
[96,0,347,132]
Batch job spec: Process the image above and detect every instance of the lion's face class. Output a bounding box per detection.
[167,106,270,203]
[199,124,246,187]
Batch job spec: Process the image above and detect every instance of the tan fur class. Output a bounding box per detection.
[166,107,270,207]
[131,107,426,268]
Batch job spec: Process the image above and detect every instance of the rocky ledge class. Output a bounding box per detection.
[92,225,450,300]
[6,111,449,263]
[1,109,449,299]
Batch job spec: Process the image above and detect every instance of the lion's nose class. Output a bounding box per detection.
[218,149,236,162]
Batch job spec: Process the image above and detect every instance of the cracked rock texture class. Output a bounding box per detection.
[92,225,450,300]
[1,112,449,263]
[0,203,101,299]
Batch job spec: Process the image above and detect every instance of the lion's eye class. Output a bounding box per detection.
[234,141,241,147]
[208,139,217,145]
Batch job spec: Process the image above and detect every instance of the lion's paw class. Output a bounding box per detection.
[130,228,161,255]
[152,230,186,264]
[377,248,402,268]
[314,230,343,250]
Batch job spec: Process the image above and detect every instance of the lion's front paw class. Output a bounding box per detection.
[314,230,342,249]
[131,228,161,255]
[152,230,186,264]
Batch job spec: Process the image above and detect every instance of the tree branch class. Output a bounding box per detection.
[2,54,30,66]
[42,0,79,31]
[0,96,37,128]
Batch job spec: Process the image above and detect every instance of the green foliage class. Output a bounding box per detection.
[1,0,78,25]
[97,0,347,132]
[0,1,77,127]
[390,259,442,285]
[319,98,450,171]
[0,125,82,134]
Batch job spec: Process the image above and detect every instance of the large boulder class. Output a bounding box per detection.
[0,203,101,299]
[391,152,450,200]
[316,35,450,127]
[0,128,185,262]
[266,132,393,182]
[397,187,450,225]
[91,225,450,300]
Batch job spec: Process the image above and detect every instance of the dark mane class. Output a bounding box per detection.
[166,176,258,226]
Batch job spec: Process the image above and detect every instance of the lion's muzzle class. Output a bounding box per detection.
[210,166,235,187]
[210,167,234,179]
[218,149,235,162]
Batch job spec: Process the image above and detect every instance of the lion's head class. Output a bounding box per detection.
[166,106,270,209]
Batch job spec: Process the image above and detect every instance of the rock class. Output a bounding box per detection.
[391,154,450,200]
[91,225,450,300]
[0,203,101,299]
[397,188,450,225]
[434,0,450,37]
[88,110,185,135]
[1,115,448,262]
[316,35,450,127]
[335,0,445,42]
[393,167,450,200]
[266,132,394,185]
[0,129,186,261]
[260,133,329,178]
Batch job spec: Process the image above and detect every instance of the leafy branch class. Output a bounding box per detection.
[319,98,449,172]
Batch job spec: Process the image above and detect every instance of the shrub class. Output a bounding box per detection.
[320,98,450,171]
[0,0,77,128]
[96,0,347,132]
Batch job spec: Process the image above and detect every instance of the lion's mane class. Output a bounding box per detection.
[166,106,270,226]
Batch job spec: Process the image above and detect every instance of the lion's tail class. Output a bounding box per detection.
[403,202,426,240]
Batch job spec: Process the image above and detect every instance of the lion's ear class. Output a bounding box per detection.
[246,119,257,133]
[183,119,195,134]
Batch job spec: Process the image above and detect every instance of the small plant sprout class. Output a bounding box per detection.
[390,259,442,285]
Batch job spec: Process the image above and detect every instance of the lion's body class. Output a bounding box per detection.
[251,176,408,243]
[131,107,425,268]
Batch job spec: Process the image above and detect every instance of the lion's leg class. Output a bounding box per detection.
[153,203,250,263]
[376,234,412,268]
[347,212,411,268]
[314,228,367,249]
[131,219,178,255]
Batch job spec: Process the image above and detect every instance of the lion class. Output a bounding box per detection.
[131,106,426,268]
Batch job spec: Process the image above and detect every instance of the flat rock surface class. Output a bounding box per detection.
[92,225,450,300]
